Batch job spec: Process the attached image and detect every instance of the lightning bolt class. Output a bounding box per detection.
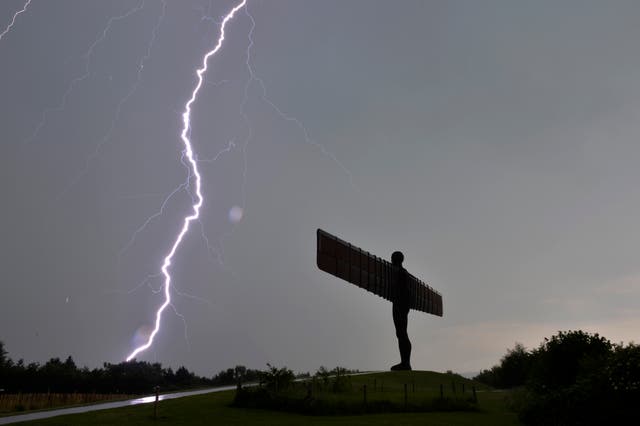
[125,0,247,362]
[0,0,31,42]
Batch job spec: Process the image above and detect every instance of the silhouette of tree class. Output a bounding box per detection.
[0,342,217,394]
[0,341,7,367]
[529,330,611,392]
[474,342,531,388]
[476,330,640,425]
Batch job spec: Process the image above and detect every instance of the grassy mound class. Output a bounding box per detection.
[233,371,489,416]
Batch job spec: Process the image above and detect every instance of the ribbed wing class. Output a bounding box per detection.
[316,229,443,317]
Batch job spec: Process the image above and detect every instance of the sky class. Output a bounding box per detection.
[2,0,640,377]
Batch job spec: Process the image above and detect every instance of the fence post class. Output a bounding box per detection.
[412,380,415,393]
[462,383,465,394]
[363,385,367,406]
[472,386,477,403]
[374,378,377,392]
[451,381,456,395]
[153,386,159,420]
[440,384,443,400]
[404,383,408,408]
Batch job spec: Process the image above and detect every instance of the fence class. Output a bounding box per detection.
[0,392,134,413]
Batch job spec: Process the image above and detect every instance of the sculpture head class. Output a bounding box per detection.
[391,251,404,266]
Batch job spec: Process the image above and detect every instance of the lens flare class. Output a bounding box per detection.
[228,206,244,223]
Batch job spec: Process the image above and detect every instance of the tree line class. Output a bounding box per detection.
[474,330,640,425]
[0,341,261,395]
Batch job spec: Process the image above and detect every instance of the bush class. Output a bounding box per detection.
[477,331,640,424]
[258,364,295,392]
[506,331,640,425]
[528,330,611,393]
[312,366,351,393]
[605,343,640,396]
[474,342,531,388]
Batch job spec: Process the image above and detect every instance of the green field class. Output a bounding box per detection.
[14,372,521,425]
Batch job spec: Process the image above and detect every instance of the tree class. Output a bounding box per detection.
[0,341,7,367]
[529,330,611,391]
[258,364,294,392]
[499,343,531,388]
[518,331,613,425]
[605,343,640,398]
[175,366,195,387]
[474,342,531,388]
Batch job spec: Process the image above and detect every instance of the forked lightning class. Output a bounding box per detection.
[125,0,246,361]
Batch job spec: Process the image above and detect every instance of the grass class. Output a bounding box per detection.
[9,372,521,425]
[235,370,489,415]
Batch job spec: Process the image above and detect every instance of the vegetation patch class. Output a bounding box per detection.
[475,330,640,425]
[232,366,485,416]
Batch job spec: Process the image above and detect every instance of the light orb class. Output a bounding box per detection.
[228,206,243,223]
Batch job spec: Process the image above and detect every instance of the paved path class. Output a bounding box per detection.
[0,385,236,425]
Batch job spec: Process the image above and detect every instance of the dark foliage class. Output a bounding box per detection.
[210,365,262,387]
[313,366,353,393]
[0,341,251,395]
[474,342,531,388]
[528,330,611,392]
[476,330,640,425]
[257,364,295,392]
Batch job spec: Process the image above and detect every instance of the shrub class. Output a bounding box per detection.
[474,342,531,388]
[528,330,611,393]
[514,331,640,425]
[258,364,295,392]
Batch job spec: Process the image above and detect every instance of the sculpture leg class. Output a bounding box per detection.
[392,305,412,370]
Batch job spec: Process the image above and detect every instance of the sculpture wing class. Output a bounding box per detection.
[316,229,443,317]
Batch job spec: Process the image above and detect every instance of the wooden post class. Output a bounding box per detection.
[472,386,477,403]
[153,386,159,420]
[451,381,456,395]
[462,383,465,394]
[404,383,408,408]
[440,384,444,400]
[412,380,415,393]
[363,385,367,406]
[374,378,377,392]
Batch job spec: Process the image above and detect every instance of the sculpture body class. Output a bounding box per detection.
[316,229,443,370]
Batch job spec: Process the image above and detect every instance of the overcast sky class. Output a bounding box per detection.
[2,0,640,376]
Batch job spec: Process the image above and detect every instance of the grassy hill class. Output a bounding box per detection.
[233,370,492,415]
